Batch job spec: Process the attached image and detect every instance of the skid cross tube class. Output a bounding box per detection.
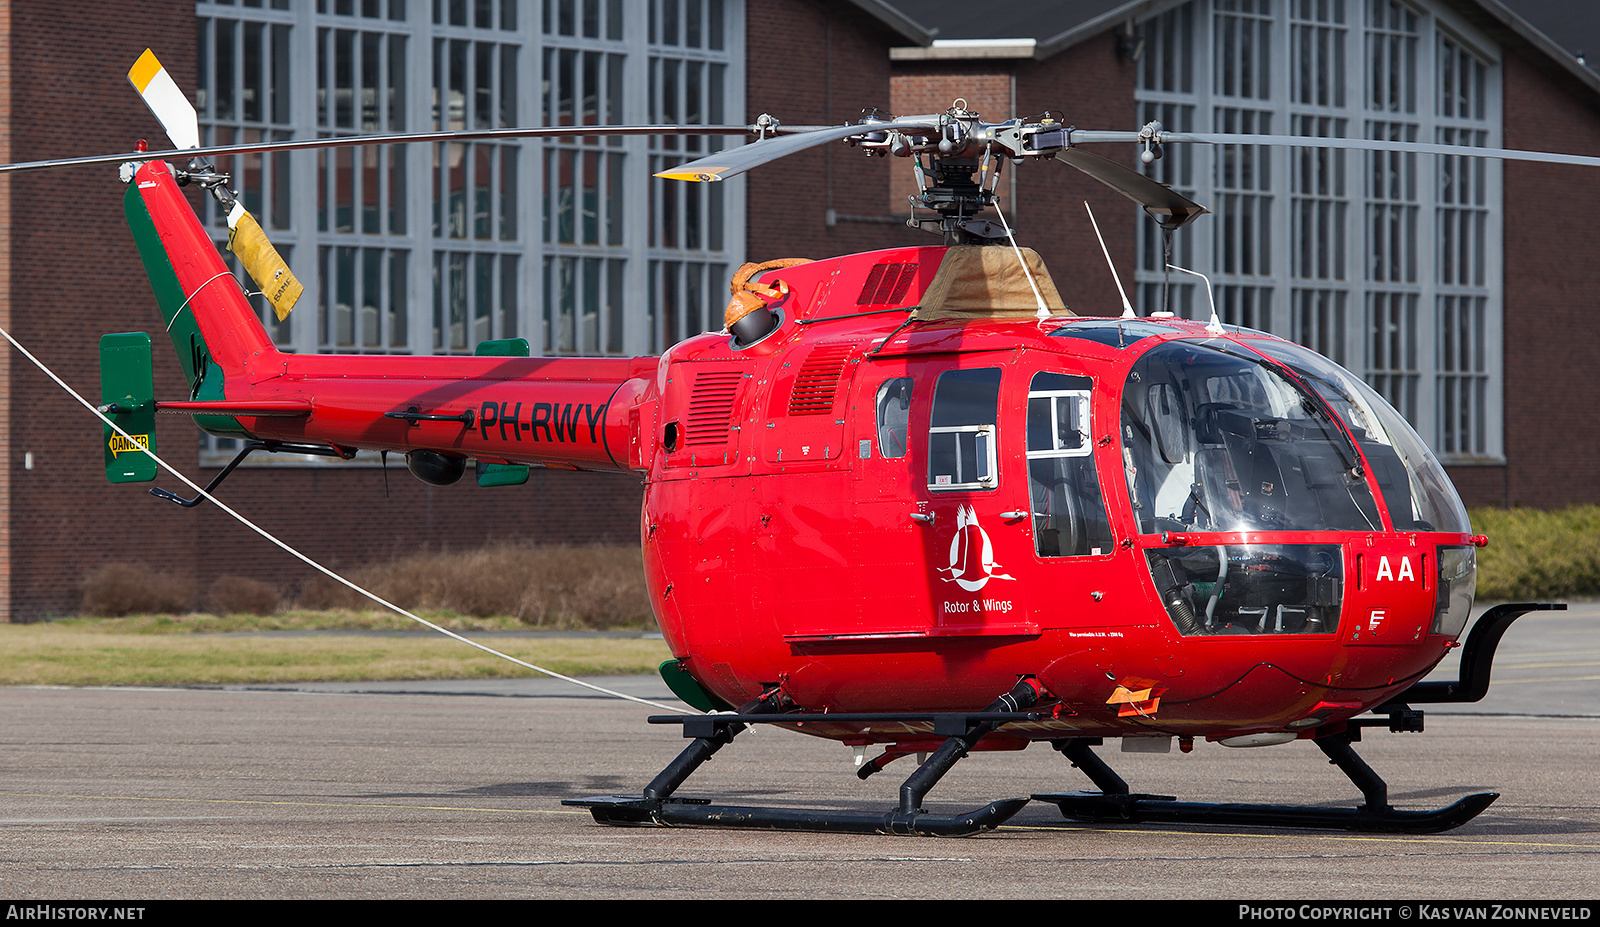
[566,678,1046,836]
[642,689,790,802]
[896,679,1042,820]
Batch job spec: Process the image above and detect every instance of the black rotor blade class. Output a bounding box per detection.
[656,119,940,182]
[0,124,753,176]
[1054,147,1209,230]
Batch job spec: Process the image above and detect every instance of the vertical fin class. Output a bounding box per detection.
[100,333,158,483]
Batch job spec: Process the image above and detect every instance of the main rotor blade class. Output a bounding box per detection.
[656,119,940,182]
[1054,147,1209,230]
[0,124,753,176]
[1158,132,1600,169]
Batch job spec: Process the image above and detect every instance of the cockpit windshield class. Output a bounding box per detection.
[1244,339,1470,533]
[1121,339,1383,534]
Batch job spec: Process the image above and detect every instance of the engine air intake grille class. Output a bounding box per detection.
[685,370,743,446]
[857,262,919,306]
[787,344,854,415]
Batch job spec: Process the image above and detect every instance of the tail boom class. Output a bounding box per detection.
[126,158,652,473]
[238,354,650,471]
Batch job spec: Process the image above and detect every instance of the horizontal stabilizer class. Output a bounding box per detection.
[155,399,313,417]
[473,338,533,486]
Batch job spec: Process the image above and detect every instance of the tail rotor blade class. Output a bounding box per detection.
[227,204,303,320]
[127,49,199,151]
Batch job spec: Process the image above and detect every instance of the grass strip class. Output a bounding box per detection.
[0,623,671,687]
[46,609,544,635]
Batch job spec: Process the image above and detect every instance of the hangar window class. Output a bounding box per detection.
[1133,0,1502,464]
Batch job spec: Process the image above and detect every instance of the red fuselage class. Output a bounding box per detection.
[129,159,1471,750]
[636,253,1466,749]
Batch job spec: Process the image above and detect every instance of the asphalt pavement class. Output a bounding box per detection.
[0,601,1594,899]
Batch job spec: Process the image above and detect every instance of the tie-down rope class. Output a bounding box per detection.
[0,323,688,714]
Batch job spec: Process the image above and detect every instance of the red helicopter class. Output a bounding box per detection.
[35,51,1566,837]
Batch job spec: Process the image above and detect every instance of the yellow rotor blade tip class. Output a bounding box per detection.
[128,49,163,93]
[653,168,727,182]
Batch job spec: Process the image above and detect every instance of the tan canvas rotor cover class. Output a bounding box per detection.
[911,246,1074,321]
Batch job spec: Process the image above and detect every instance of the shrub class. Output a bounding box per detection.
[1470,505,1600,600]
[295,543,653,629]
[206,574,281,616]
[80,563,196,617]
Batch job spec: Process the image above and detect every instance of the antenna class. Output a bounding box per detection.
[1165,263,1224,335]
[1084,201,1135,318]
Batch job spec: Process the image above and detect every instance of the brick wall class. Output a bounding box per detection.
[888,61,1011,215]
[12,3,1598,619]
[0,0,646,621]
[1014,34,1141,319]
[888,34,1600,512]
[745,0,924,261]
[6,0,205,620]
[0,1,13,621]
[1447,53,1600,510]
[3,0,928,621]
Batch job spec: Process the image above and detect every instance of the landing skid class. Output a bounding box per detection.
[565,679,1045,837]
[1031,735,1497,834]
[1033,604,1562,835]
[573,795,1031,836]
[1034,791,1497,834]
[569,605,1559,838]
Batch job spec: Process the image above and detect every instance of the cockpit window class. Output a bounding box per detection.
[1147,544,1343,636]
[1146,382,1186,465]
[1121,340,1382,534]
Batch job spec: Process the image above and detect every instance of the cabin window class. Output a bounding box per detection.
[875,377,912,459]
[1027,373,1114,556]
[927,368,1000,491]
